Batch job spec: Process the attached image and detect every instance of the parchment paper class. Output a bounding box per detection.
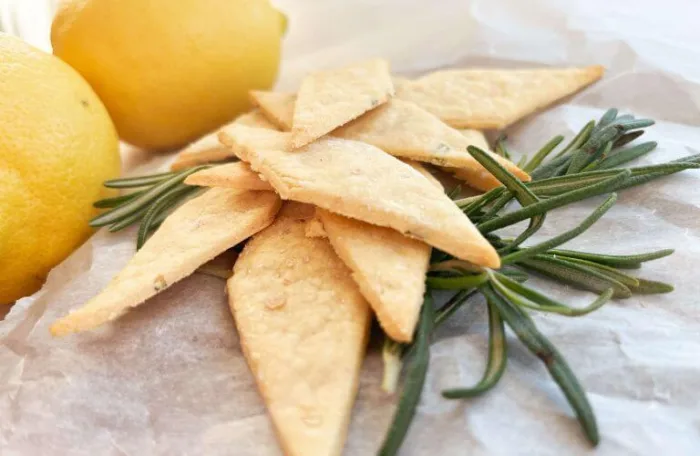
[2,0,700,454]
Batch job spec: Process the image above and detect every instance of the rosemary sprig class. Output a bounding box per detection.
[379,109,693,455]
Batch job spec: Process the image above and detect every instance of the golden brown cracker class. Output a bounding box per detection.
[317,209,430,342]
[396,65,604,129]
[333,99,530,190]
[291,58,394,147]
[228,203,370,456]
[50,189,281,336]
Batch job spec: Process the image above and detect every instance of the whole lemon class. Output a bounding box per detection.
[51,0,286,151]
[0,33,120,305]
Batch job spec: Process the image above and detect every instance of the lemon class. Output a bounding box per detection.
[51,0,286,151]
[0,34,121,305]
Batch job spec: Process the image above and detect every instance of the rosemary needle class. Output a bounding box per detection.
[467,145,543,252]
[546,248,674,269]
[520,256,632,298]
[442,299,507,398]
[103,170,176,188]
[379,294,434,456]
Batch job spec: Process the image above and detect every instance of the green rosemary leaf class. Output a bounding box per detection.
[566,128,617,175]
[612,130,644,148]
[672,154,700,164]
[553,120,595,159]
[611,114,634,123]
[555,257,640,288]
[531,153,574,180]
[382,338,405,394]
[89,166,206,228]
[434,289,477,327]
[617,118,655,131]
[107,207,148,232]
[495,135,512,159]
[442,299,507,398]
[93,189,146,208]
[597,108,618,128]
[379,294,434,456]
[501,194,618,265]
[493,272,612,317]
[136,185,201,249]
[467,145,544,251]
[480,192,515,220]
[546,248,673,269]
[519,255,632,298]
[609,165,700,192]
[586,124,620,153]
[517,154,529,168]
[426,272,489,290]
[103,171,176,189]
[524,135,564,172]
[596,142,657,170]
[585,141,614,171]
[458,187,505,215]
[480,283,599,445]
[467,146,537,203]
[500,269,529,282]
[629,278,674,294]
[478,170,630,234]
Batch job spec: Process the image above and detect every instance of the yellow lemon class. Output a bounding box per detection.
[51,0,286,151]
[0,33,120,305]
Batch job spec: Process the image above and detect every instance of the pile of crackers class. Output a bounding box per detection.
[51,59,602,456]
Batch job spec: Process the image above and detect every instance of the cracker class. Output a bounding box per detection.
[403,160,442,189]
[219,124,500,268]
[396,65,604,129]
[50,188,281,336]
[250,91,295,131]
[291,58,394,147]
[170,110,276,170]
[334,99,530,190]
[185,161,274,191]
[228,202,370,456]
[317,209,430,342]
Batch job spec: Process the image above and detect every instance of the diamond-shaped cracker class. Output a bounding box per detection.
[229,202,370,456]
[51,188,281,336]
[290,58,394,148]
[218,124,500,268]
[396,65,604,129]
[334,99,530,190]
